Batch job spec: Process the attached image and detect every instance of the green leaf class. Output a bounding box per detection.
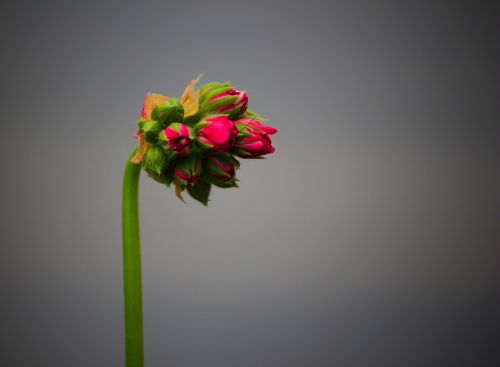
[187,180,211,206]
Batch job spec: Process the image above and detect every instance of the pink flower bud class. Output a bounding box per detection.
[174,157,202,187]
[199,87,248,118]
[212,89,248,114]
[233,119,278,158]
[195,115,238,152]
[159,123,193,157]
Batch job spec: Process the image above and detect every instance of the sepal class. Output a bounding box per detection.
[204,154,239,188]
[173,156,203,189]
[138,119,163,143]
[152,98,184,126]
[142,145,169,177]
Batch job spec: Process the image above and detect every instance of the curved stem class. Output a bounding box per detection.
[122,151,144,367]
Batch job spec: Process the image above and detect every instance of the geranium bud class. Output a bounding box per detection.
[199,88,248,118]
[142,145,168,178]
[151,97,184,127]
[233,119,277,158]
[205,154,240,188]
[158,123,193,157]
[197,82,231,105]
[195,115,238,152]
[138,119,163,143]
[174,156,203,188]
[140,93,169,121]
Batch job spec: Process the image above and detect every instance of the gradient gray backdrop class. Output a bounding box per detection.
[1,1,498,366]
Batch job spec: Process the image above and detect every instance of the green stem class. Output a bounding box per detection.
[122,151,144,367]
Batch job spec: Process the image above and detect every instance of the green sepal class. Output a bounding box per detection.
[142,145,168,176]
[161,166,175,187]
[186,179,211,206]
[198,84,232,105]
[207,177,239,188]
[198,86,233,108]
[139,119,163,143]
[239,109,266,122]
[205,95,238,114]
[231,147,266,159]
[183,112,202,127]
[204,154,240,188]
[152,98,184,127]
[234,122,254,137]
[198,82,230,95]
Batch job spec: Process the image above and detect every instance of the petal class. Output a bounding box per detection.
[164,128,179,140]
[179,123,190,138]
[201,121,231,145]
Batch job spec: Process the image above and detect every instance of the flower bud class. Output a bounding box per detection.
[151,97,184,126]
[195,115,238,152]
[173,156,203,188]
[142,145,169,179]
[233,119,277,158]
[138,119,163,143]
[140,93,169,121]
[158,123,193,157]
[205,154,240,188]
[199,88,248,118]
[197,82,231,104]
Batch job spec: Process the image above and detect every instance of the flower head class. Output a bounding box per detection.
[132,76,277,204]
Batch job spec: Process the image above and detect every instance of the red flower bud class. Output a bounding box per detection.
[195,115,238,152]
[174,157,202,187]
[159,123,193,157]
[233,119,278,158]
[205,155,240,187]
[199,87,248,118]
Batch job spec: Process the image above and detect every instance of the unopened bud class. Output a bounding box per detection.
[138,119,163,143]
[142,145,169,179]
[173,156,202,188]
[158,123,194,157]
[152,98,184,127]
[199,88,248,118]
[205,154,239,188]
[195,115,238,152]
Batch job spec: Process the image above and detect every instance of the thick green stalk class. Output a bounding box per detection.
[122,152,144,367]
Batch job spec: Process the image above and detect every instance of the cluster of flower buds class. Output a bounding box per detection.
[132,76,277,205]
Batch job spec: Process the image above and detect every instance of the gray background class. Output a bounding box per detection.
[1,0,498,366]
